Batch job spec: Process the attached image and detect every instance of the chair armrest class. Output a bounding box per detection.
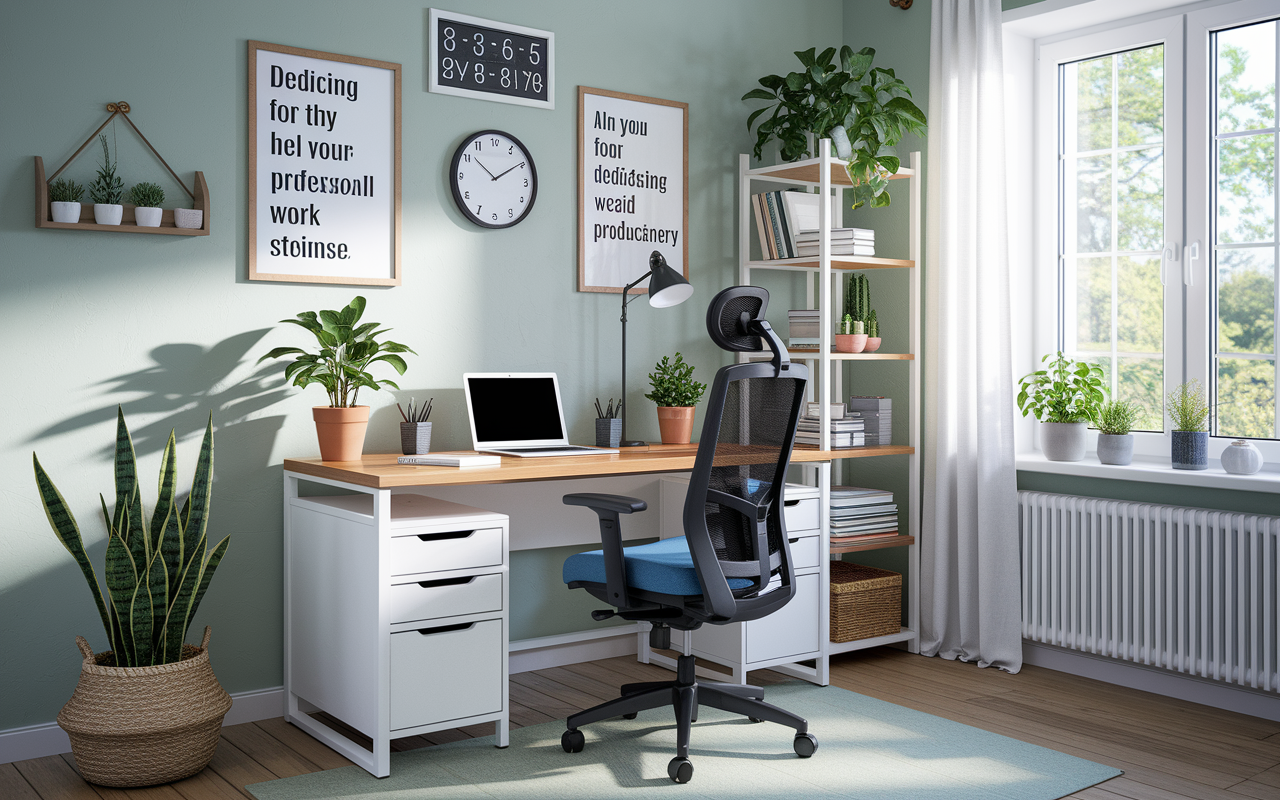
[563,493,647,609]
[563,493,647,514]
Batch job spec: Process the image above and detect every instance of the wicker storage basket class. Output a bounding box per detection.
[57,626,232,787]
[830,562,902,643]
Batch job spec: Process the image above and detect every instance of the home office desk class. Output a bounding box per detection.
[282,445,848,776]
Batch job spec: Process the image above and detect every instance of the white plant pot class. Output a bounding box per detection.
[1041,421,1087,462]
[51,201,81,223]
[173,208,203,229]
[1221,440,1263,475]
[93,204,123,225]
[134,206,162,227]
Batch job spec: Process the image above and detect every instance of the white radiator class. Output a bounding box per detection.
[1019,491,1280,692]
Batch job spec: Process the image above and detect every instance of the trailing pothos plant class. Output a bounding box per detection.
[259,296,415,408]
[742,46,926,208]
[1016,352,1108,425]
[33,409,229,667]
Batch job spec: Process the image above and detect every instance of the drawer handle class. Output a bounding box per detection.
[415,622,475,636]
[784,499,800,507]
[416,530,475,542]
[789,537,800,544]
[417,576,475,589]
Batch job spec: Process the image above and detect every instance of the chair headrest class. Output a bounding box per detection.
[705,286,790,374]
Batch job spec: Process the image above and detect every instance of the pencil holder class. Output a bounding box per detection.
[400,421,432,455]
[596,418,621,448]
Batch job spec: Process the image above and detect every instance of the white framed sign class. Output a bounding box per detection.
[248,41,401,285]
[578,86,688,294]
[428,9,554,110]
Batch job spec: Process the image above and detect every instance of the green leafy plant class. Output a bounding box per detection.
[1097,400,1141,435]
[1017,352,1107,424]
[844,273,870,324]
[33,409,229,667]
[645,352,707,407]
[1168,380,1210,432]
[87,135,124,205]
[128,181,165,208]
[259,296,415,408]
[866,309,879,339]
[742,46,926,208]
[49,177,84,203]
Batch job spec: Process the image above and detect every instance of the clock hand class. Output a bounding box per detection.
[491,161,525,180]
[474,158,498,180]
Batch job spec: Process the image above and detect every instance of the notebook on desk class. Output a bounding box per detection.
[463,373,619,457]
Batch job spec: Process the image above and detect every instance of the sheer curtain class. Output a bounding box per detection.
[920,0,1022,672]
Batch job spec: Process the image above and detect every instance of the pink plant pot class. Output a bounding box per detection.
[834,334,867,353]
[864,337,882,353]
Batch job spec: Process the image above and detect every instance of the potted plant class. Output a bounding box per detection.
[840,274,870,352]
[1168,380,1210,470]
[259,296,415,462]
[645,352,707,445]
[33,409,232,787]
[743,46,926,208]
[50,177,85,223]
[1096,399,1140,466]
[1017,352,1106,462]
[88,135,124,225]
[835,314,867,353]
[865,309,881,352]
[128,181,165,227]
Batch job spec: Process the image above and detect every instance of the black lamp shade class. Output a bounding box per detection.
[646,251,693,308]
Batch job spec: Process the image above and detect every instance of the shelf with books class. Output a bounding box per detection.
[746,156,915,188]
[744,255,915,272]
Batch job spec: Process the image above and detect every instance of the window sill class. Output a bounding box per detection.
[1016,451,1280,494]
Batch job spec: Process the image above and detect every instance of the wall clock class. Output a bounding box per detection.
[449,130,538,228]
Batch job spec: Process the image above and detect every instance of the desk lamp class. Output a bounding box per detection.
[619,250,693,447]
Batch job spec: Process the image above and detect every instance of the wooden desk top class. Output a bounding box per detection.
[284,444,914,489]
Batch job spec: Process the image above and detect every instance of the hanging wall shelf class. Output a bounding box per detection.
[35,102,210,236]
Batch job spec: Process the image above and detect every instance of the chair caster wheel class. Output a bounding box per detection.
[622,712,638,719]
[562,729,585,753]
[794,732,818,758]
[668,756,694,783]
[749,717,763,723]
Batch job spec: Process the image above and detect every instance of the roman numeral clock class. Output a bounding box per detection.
[449,130,538,229]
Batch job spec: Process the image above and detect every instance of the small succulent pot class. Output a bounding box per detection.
[834,334,867,353]
[134,207,162,227]
[1171,430,1208,470]
[51,201,81,223]
[1096,433,1134,466]
[94,203,123,225]
[173,208,204,229]
[1220,439,1263,475]
[863,337,882,353]
[400,421,432,455]
[595,418,622,448]
[1041,421,1087,462]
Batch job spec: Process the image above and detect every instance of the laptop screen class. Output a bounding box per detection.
[467,375,565,444]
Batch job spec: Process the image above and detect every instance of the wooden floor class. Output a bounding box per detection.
[4,648,1279,800]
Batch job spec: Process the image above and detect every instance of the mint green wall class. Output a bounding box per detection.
[0,0,844,730]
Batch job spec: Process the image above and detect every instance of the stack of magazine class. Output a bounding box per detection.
[794,403,864,448]
[847,396,891,446]
[794,227,875,256]
[829,486,898,544]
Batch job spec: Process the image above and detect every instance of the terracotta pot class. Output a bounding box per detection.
[313,405,370,461]
[864,337,882,352]
[656,406,696,445]
[835,333,867,353]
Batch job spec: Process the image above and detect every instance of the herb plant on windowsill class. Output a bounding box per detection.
[1168,380,1210,471]
[1096,400,1140,466]
[645,352,707,445]
[1016,352,1107,462]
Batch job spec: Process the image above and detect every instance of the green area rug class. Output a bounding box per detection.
[247,683,1120,799]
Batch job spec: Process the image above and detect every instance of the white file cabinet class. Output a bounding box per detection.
[284,491,509,777]
[651,477,828,685]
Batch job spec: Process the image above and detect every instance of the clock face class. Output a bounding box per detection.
[449,130,538,228]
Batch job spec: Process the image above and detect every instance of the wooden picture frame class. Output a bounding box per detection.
[248,41,402,286]
[578,86,688,294]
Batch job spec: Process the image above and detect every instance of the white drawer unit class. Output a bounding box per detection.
[284,490,509,777]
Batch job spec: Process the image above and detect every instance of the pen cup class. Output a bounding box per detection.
[400,421,432,455]
[596,418,621,448]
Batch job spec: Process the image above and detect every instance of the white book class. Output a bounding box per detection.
[795,244,876,256]
[398,453,502,468]
[794,228,875,242]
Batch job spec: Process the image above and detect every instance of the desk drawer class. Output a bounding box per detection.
[783,497,819,533]
[390,527,503,576]
[745,571,821,663]
[391,573,503,624]
[390,619,503,730]
[787,535,821,572]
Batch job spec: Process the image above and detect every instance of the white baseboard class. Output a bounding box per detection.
[1023,641,1280,722]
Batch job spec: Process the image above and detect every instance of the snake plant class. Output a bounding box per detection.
[33,408,229,667]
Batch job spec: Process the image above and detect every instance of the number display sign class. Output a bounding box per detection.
[428,9,554,110]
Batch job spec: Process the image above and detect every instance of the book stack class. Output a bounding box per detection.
[794,403,864,448]
[847,396,891,446]
[829,486,898,544]
[794,227,875,257]
[787,309,821,349]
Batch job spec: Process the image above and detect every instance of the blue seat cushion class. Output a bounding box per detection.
[563,536,755,597]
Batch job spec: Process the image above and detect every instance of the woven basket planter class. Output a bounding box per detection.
[830,562,902,643]
[57,626,232,787]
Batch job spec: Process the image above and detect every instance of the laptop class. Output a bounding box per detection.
[463,373,620,457]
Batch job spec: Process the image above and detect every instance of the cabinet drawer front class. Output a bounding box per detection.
[787,535,821,571]
[745,572,821,663]
[783,498,819,533]
[390,619,503,730]
[391,573,503,624]
[390,527,503,576]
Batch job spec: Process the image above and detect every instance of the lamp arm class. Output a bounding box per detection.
[619,268,653,447]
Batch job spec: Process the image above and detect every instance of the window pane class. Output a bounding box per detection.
[1118,46,1164,147]
[1076,256,1112,352]
[1118,148,1163,251]
[1073,155,1113,252]
[1117,255,1163,353]
[1072,55,1114,152]
[1217,21,1276,134]
[1218,134,1276,245]
[1117,357,1164,432]
[1216,357,1276,439]
[1216,248,1276,355]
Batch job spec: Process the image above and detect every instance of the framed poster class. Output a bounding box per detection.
[578,87,687,294]
[248,41,401,285]
[427,9,554,110]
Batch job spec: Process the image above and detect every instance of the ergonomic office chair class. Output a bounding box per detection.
[560,285,817,784]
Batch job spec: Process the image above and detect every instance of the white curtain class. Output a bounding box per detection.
[921,0,1022,672]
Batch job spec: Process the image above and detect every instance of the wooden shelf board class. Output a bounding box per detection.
[745,256,914,271]
[791,444,914,458]
[748,351,914,361]
[746,156,914,187]
[829,534,916,554]
[828,627,918,655]
[35,156,210,236]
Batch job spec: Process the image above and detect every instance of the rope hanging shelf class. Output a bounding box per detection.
[34,101,210,236]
